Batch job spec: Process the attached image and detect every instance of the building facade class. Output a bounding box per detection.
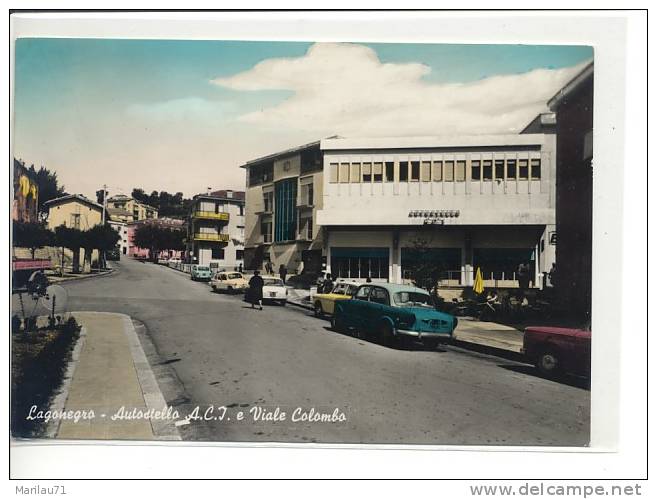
[12,159,39,223]
[106,194,158,222]
[548,62,593,321]
[317,133,556,288]
[242,141,324,274]
[108,220,129,255]
[186,190,245,269]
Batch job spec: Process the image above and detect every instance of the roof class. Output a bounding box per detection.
[107,195,158,211]
[548,61,594,111]
[239,138,326,169]
[520,112,557,134]
[107,207,132,217]
[44,193,103,211]
[320,133,549,151]
[193,190,245,203]
[361,282,430,295]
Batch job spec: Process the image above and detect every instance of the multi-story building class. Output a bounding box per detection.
[242,140,324,274]
[186,190,245,269]
[243,124,556,288]
[108,220,129,255]
[12,158,39,223]
[106,194,158,222]
[548,61,593,320]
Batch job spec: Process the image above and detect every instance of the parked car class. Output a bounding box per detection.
[211,271,249,293]
[167,257,181,267]
[332,283,457,349]
[158,256,169,265]
[106,247,121,261]
[522,326,591,377]
[190,265,212,281]
[262,277,288,305]
[313,282,359,317]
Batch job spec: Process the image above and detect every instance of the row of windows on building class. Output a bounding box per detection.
[260,216,313,244]
[328,158,542,184]
[262,184,314,213]
[209,247,245,260]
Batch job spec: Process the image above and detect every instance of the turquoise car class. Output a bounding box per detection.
[331,283,457,349]
[190,265,212,281]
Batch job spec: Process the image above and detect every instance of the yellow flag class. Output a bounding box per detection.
[473,267,485,295]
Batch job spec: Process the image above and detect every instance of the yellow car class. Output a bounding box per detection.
[313,282,359,317]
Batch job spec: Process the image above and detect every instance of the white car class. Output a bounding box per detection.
[167,257,181,267]
[262,277,288,305]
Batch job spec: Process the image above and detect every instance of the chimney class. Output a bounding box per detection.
[207,187,212,195]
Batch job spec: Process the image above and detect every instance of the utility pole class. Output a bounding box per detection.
[101,184,107,224]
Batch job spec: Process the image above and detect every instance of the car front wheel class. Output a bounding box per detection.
[331,315,345,333]
[537,349,562,377]
[314,302,324,317]
[380,321,395,347]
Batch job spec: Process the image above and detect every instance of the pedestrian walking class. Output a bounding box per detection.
[265,261,273,275]
[248,270,264,310]
[238,263,243,274]
[279,264,288,284]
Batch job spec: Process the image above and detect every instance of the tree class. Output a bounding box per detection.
[27,165,66,215]
[13,221,53,259]
[131,188,149,204]
[81,224,120,271]
[54,225,84,273]
[133,224,185,261]
[403,236,447,292]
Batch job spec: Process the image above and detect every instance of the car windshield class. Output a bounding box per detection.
[197,266,210,271]
[263,278,284,286]
[227,273,242,279]
[393,291,434,308]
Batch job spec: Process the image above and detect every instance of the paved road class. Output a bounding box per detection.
[57,258,589,446]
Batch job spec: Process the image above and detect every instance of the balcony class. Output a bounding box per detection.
[192,211,230,222]
[193,233,230,242]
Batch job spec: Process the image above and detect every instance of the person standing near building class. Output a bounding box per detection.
[248,270,264,310]
[517,262,530,290]
[279,264,288,284]
[265,260,273,275]
[322,273,334,294]
[238,263,243,274]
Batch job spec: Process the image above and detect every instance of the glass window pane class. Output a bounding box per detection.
[385,162,394,182]
[444,161,454,182]
[373,162,383,182]
[531,159,541,179]
[349,257,359,278]
[339,163,350,183]
[506,159,517,179]
[519,159,529,179]
[495,160,505,180]
[421,161,431,181]
[432,161,443,181]
[399,161,409,181]
[329,163,338,183]
[362,162,372,182]
[483,160,493,180]
[471,160,481,181]
[411,161,420,181]
[350,163,361,183]
[455,160,466,182]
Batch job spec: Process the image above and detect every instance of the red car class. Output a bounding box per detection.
[522,326,591,377]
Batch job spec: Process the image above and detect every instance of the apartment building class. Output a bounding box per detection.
[106,194,158,222]
[186,190,245,268]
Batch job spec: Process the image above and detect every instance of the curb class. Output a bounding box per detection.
[44,325,87,438]
[287,299,314,312]
[48,268,115,284]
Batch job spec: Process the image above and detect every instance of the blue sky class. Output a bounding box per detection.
[13,39,592,198]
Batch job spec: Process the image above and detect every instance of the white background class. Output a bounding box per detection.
[3,4,648,493]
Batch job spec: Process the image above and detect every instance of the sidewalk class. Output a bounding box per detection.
[285,288,524,353]
[54,312,180,440]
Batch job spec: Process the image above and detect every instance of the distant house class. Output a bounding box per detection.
[12,158,39,223]
[44,193,103,231]
[127,217,185,260]
[106,194,158,222]
[44,194,104,271]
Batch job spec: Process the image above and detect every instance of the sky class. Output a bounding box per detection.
[13,39,593,200]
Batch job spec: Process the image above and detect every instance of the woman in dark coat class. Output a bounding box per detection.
[248,270,264,310]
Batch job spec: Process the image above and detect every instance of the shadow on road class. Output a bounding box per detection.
[498,364,591,390]
[321,325,449,352]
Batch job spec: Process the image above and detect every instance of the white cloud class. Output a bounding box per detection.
[212,43,589,137]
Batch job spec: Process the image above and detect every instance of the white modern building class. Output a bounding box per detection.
[186,189,245,269]
[317,129,556,288]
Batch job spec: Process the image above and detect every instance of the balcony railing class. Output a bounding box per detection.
[192,211,230,221]
[193,233,230,242]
